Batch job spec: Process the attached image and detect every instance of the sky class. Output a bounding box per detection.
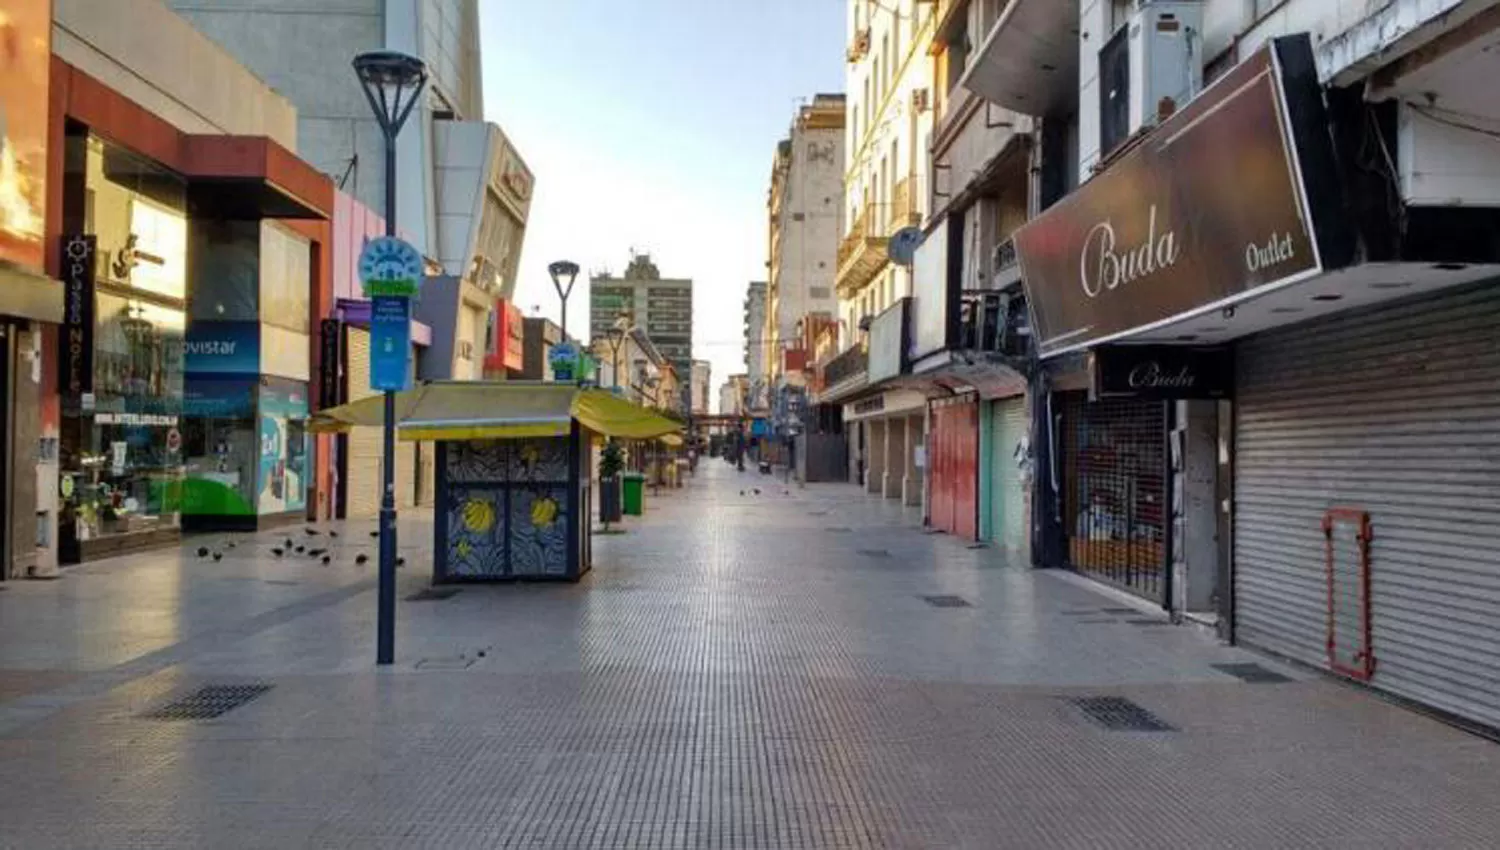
[479,0,846,409]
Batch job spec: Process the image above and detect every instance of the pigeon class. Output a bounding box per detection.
[272,547,284,558]
[355,554,368,565]
[285,538,294,549]
[294,545,305,554]
[369,531,379,539]
[320,555,331,565]
[328,531,339,538]
[739,490,745,497]
[211,552,223,562]
[753,488,761,496]
[307,548,325,558]
[305,528,320,536]
[396,557,406,568]
[225,541,237,550]
[476,650,487,658]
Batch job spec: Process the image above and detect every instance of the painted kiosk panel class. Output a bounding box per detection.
[310,381,681,582]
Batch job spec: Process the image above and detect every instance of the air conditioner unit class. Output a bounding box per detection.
[1099,1,1203,158]
[846,28,871,63]
[912,88,931,113]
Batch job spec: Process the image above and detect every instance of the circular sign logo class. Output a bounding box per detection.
[358,237,424,298]
[166,428,182,454]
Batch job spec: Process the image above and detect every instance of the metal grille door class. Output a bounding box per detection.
[1061,394,1167,603]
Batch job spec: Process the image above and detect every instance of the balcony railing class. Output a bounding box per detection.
[837,203,881,268]
[888,177,919,232]
[836,203,891,294]
[822,340,869,388]
[959,289,1031,359]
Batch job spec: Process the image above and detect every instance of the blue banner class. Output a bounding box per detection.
[185,320,260,375]
[369,295,412,392]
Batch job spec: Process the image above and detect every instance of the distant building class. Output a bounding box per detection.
[690,360,712,416]
[590,253,693,409]
[719,374,750,417]
[518,317,563,381]
[743,281,768,406]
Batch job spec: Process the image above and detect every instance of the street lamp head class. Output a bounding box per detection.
[352,51,428,137]
[548,260,580,297]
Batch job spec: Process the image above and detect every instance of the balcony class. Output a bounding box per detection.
[958,0,1079,116]
[959,289,1031,361]
[820,340,869,397]
[836,203,890,295]
[888,177,920,233]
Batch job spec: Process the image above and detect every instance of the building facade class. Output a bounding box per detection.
[45,0,337,563]
[766,95,845,385]
[690,360,712,416]
[934,0,1500,734]
[589,253,693,411]
[169,0,534,388]
[742,281,768,409]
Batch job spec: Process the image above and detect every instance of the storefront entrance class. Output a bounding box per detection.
[1060,393,1168,603]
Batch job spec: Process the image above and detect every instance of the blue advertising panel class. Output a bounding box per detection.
[184,320,260,375]
[258,379,309,515]
[369,295,412,391]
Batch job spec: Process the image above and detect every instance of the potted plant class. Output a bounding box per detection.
[598,439,624,529]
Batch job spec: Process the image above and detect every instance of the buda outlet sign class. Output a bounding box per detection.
[1013,36,1349,357]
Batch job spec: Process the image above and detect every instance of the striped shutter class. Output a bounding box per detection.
[342,328,418,517]
[986,396,1030,557]
[1234,281,1500,729]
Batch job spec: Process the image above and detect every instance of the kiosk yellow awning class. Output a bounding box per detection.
[309,382,684,442]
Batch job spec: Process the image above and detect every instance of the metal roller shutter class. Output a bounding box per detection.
[343,328,418,517]
[986,397,1030,557]
[1235,281,1500,729]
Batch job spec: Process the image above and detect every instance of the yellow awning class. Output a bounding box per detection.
[308,382,683,442]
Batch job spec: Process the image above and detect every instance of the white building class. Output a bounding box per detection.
[742,281,768,408]
[766,95,845,384]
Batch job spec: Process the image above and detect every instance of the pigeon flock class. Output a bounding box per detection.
[194,526,406,570]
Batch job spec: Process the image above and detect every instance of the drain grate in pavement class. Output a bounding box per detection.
[1213,662,1292,684]
[144,684,272,720]
[858,549,891,558]
[824,526,852,533]
[920,594,971,608]
[415,657,475,670]
[1067,696,1175,731]
[406,587,462,602]
[1100,607,1142,614]
[1126,619,1173,627]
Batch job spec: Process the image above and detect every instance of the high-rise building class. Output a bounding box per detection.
[743,281,768,404]
[766,94,844,383]
[589,253,693,408]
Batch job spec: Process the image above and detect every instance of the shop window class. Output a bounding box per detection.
[260,221,311,334]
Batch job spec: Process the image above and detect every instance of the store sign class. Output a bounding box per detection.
[318,318,342,409]
[867,299,909,385]
[59,235,97,399]
[1091,345,1233,400]
[1014,36,1343,357]
[549,341,580,383]
[369,295,412,392]
[358,236,423,298]
[185,321,260,375]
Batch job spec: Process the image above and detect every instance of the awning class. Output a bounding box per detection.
[309,381,683,442]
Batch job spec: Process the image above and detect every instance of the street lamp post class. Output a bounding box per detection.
[548,260,580,340]
[353,50,427,666]
[604,319,628,392]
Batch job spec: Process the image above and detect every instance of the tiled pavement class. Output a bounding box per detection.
[1,463,1498,848]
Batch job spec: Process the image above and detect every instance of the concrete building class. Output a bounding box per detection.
[43,0,338,563]
[166,0,534,384]
[742,281,768,409]
[517,316,563,381]
[690,360,712,416]
[719,375,749,417]
[588,253,693,410]
[766,95,845,385]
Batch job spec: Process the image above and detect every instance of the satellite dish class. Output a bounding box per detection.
[888,227,925,267]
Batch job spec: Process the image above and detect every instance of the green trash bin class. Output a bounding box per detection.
[622,472,646,516]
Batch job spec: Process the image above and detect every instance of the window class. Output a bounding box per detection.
[892,3,902,59]
[260,222,311,334]
[882,33,891,92]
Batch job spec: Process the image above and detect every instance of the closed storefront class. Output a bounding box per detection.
[1234,282,1500,729]
[1060,394,1168,603]
[343,327,417,518]
[929,396,978,540]
[981,395,1029,557]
